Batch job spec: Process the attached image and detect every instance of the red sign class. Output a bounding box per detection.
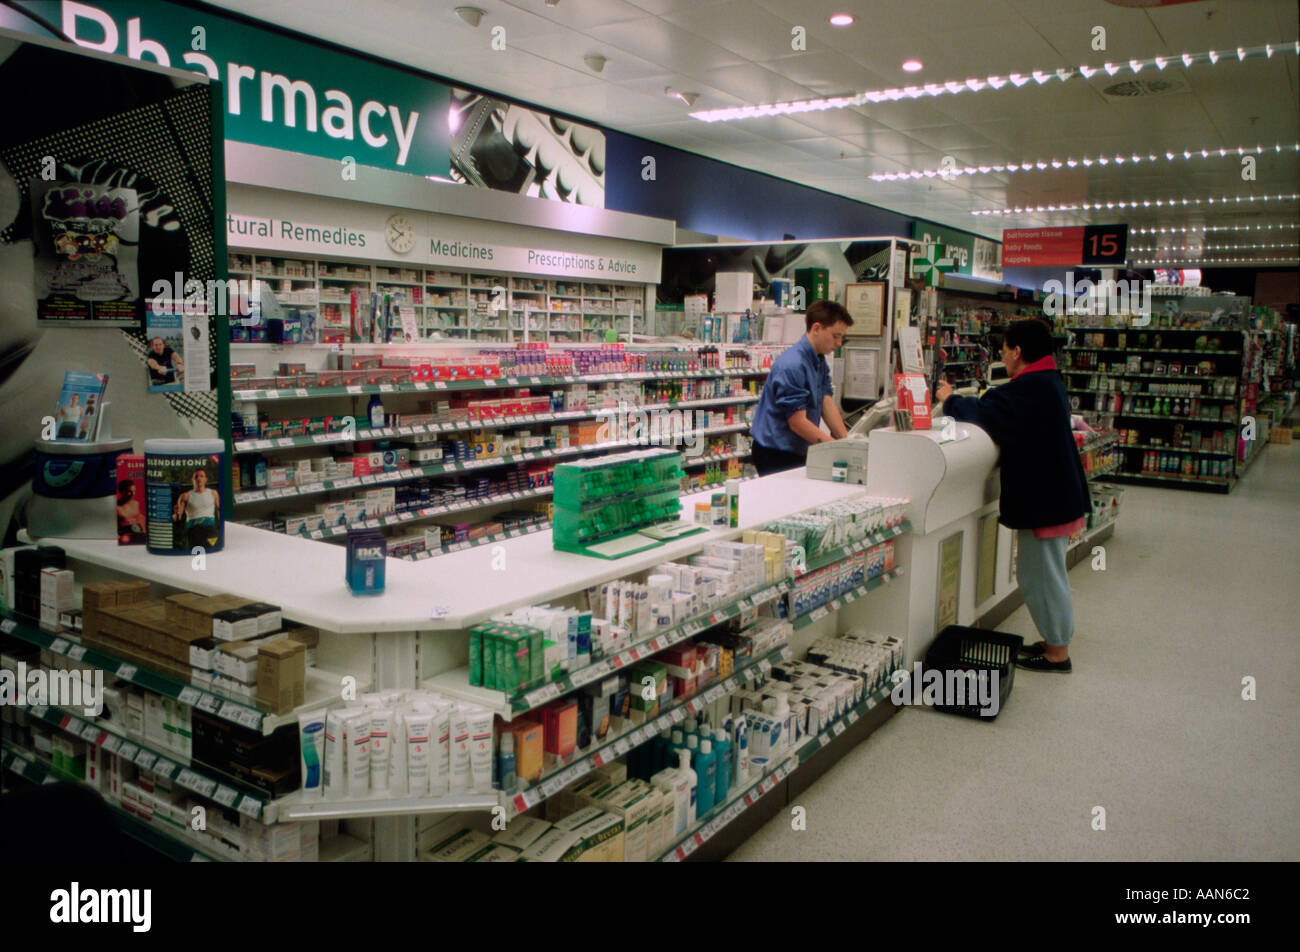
[1003,227,1086,266]
[1003,225,1128,266]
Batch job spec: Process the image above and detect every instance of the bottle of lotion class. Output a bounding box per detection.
[695,739,717,817]
[677,748,698,826]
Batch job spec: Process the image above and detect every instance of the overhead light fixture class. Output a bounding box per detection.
[1133,224,1297,234]
[971,193,1300,217]
[454,6,484,27]
[583,53,607,73]
[867,143,1300,182]
[690,40,1296,122]
[829,13,855,26]
[665,87,699,107]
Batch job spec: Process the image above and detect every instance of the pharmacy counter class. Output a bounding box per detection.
[37,470,867,633]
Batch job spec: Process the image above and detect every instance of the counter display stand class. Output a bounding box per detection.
[3,473,915,862]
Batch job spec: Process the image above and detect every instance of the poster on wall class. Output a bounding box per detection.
[30,181,140,325]
[977,513,998,605]
[450,90,605,207]
[844,282,885,337]
[144,312,186,392]
[936,531,963,631]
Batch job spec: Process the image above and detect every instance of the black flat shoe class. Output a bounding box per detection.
[1018,641,1048,657]
[1016,654,1072,673]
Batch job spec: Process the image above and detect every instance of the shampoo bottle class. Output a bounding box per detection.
[497,732,517,794]
[677,748,698,826]
[369,394,385,429]
[713,728,733,802]
[734,714,749,781]
[695,739,717,816]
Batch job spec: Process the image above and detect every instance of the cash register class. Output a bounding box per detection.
[805,398,893,483]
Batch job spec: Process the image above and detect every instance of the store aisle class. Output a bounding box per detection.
[731,443,1300,862]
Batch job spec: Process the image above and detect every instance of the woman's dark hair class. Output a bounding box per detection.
[1002,318,1055,362]
[116,479,134,503]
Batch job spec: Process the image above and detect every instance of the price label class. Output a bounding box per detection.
[379,383,395,392]
[134,750,157,770]
[294,388,309,398]
[866,696,879,710]
[0,618,16,635]
[414,382,429,391]
[237,708,262,730]
[832,721,846,737]
[506,377,519,385]
[116,742,138,761]
[311,433,333,444]
[429,605,450,619]
[212,785,239,807]
[116,663,138,680]
[846,711,859,725]
[176,769,204,793]
[80,723,101,742]
[101,734,122,753]
[361,474,379,484]
[528,683,561,707]
[434,381,448,390]
[68,645,88,662]
[46,636,70,654]
[217,701,245,724]
[236,796,262,819]
[810,606,828,622]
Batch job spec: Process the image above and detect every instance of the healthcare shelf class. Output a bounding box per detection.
[1,745,245,863]
[791,568,905,630]
[501,643,793,818]
[234,369,765,402]
[798,521,911,576]
[657,676,899,861]
[0,612,364,736]
[233,395,758,453]
[15,704,282,823]
[423,577,794,720]
[279,791,499,821]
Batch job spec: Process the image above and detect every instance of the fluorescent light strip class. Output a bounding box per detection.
[1133,224,1298,234]
[690,40,1298,122]
[870,143,1298,182]
[971,193,1300,216]
[1130,242,1299,252]
[1134,257,1299,265]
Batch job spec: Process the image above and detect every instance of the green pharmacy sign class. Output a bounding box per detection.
[13,1,450,177]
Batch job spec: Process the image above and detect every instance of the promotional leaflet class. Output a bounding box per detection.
[31,181,141,325]
[51,372,110,441]
[144,313,185,393]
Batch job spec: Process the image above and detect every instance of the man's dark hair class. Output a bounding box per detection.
[1003,318,1055,363]
[805,299,854,333]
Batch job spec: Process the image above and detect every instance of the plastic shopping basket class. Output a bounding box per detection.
[922,625,1024,720]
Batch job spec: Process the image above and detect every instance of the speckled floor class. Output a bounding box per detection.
[729,439,1300,862]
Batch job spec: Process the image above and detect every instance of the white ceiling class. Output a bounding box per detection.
[212,0,1300,264]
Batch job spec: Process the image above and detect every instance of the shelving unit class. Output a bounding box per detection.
[229,253,649,344]
[1063,323,1249,493]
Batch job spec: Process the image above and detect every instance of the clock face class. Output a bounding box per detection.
[386,213,415,254]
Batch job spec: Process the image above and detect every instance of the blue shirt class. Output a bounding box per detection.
[750,336,833,455]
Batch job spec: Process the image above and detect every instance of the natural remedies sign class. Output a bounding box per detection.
[13,1,450,177]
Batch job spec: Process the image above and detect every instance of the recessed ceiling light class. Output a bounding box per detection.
[829,13,854,27]
[454,6,484,28]
[902,59,923,72]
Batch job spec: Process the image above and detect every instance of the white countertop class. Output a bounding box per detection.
[41,470,869,633]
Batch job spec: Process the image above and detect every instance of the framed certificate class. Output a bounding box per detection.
[844,282,886,337]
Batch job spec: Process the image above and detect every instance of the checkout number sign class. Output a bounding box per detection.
[936,531,963,631]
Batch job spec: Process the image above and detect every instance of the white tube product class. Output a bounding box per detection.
[448,706,471,793]
[388,709,408,797]
[734,714,749,782]
[369,708,393,794]
[297,709,327,799]
[466,708,494,794]
[323,709,346,799]
[344,710,372,799]
[430,703,452,796]
[403,710,433,797]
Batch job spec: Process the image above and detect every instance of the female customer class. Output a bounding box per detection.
[936,319,1090,673]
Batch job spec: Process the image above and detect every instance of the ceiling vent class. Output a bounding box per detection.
[1098,76,1190,100]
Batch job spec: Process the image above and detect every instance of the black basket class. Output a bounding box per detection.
[922,625,1023,720]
